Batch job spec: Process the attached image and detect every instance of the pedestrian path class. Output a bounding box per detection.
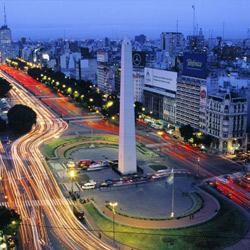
[95,187,220,229]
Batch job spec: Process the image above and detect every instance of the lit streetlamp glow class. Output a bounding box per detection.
[109,202,118,244]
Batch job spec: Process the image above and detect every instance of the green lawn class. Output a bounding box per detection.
[42,137,82,158]
[85,196,249,250]
[42,134,157,159]
[41,135,119,158]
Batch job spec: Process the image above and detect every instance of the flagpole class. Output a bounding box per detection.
[171,168,175,218]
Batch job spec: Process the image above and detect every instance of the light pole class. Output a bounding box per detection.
[197,157,200,176]
[69,169,76,193]
[109,201,118,244]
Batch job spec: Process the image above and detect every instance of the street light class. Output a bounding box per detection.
[197,157,200,176]
[68,169,76,193]
[157,131,164,136]
[106,101,113,108]
[109,201,118,244]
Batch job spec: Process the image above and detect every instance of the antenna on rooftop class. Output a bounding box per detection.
[3,2,7,26]
[192,5,196,35]
[176,18,179,33]
[222,22,225,40]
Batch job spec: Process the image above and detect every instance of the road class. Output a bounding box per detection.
[0,65,243,180]
[0,71,114,250]
[0,65,245,249]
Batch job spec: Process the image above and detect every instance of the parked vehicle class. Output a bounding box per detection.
[99,181,111,188]
[78,160,93,169]
[82,180,96,189]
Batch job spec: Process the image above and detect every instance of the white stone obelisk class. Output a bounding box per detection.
[118,38,137,175]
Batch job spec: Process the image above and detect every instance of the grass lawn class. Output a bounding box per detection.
[42,134,157,159]
[42,137,81,158]
[41,135,119,158]
[85,196,249,250]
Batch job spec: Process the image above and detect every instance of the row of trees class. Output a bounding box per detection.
[0,206,21,235]
[179,124,213,147]
[0,78,12,98]
[7,58,146,121]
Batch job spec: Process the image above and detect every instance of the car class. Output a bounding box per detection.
[87,163,103,171]
[157,169,169,174]
[99,182,111,188]
[82,180,96,189]
[78,160,93,168]
[105,179,113,185]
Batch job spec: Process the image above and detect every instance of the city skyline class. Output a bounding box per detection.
[1,0,250,40]
[0,1,250,249]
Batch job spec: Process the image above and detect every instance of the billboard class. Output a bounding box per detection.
[144,68,177,92]
[182,52,207,79]
[200,85,207,107]
[132,51,146,67]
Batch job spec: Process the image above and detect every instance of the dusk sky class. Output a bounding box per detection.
[3,0,250,40]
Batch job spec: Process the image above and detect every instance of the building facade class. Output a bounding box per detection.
[176,52,208,129]
[176,76,207,129]
[160,32,185,55]
[133,69,144,102]
[143,67,177,123]
[206,90,248,153]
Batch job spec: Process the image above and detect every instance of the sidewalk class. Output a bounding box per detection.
[94,187,220,229]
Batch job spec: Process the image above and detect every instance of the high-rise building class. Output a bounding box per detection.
[97,63,115,93]
[59,52,81,78]
[0,5,13,62]
[118,39,137,175]
[0,25,11,45]
[143,67,177,122]
[186,28,205,52]
[132,51,146,102]
[79,58,97,83]
[176,52,208,129]
[133,69,144,102]
[160,32,185,55]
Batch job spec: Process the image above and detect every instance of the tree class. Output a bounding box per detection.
[0,206,21,235]
[179,124,194,142]
[202,134,213,147]
[0,78,12,97]
[7,104,37,134]
[0,117,7,132]
[134,101,143,119]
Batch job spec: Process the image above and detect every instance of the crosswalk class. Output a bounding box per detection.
[0,198,75,208]
[65,114,103,122]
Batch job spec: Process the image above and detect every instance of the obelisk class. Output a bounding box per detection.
[118,38,137,175]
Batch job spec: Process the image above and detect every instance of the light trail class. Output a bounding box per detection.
[0,71,114,250]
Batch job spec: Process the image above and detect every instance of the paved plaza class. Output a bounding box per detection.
[82,176,196,218]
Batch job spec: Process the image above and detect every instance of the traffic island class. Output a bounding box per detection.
[83,192,248,250]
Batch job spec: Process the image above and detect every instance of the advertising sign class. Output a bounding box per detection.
[200,85,207,107]
[182,52,207,79]
[132,51,146,67]
[144,68,177,92]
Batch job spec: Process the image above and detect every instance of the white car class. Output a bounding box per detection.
[82,180,96,189]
